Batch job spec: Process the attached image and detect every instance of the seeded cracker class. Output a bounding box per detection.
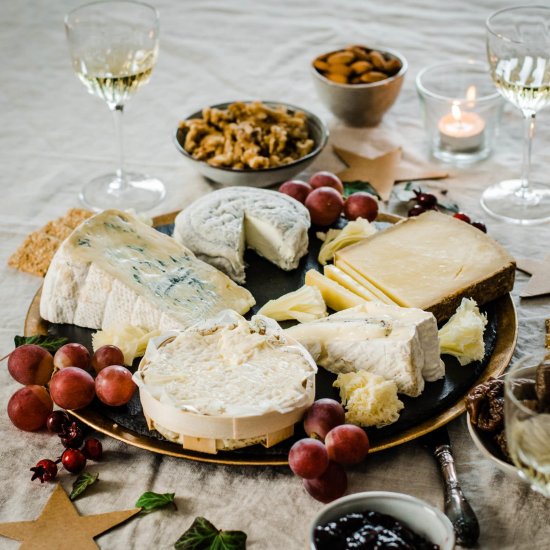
[8,208,93,277]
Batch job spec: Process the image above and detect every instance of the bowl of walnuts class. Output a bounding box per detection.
[311,45,407,127]
[174,100,329,188]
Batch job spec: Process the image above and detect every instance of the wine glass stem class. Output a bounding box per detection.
[520,110,536,198]
[111,104,127,194]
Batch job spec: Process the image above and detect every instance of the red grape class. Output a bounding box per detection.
[54,343,91,372]
[303,399,346,441]
[305,187,344,226]
[278,180,313,204]
[95,365,137,406]
[309,172,344,194]
[453,212,471,223]
[471,221,487,233]
[49,367,95,410]
[343,192,379,222]
[288,439,329,479]
[303,461,347,503]
[91,345,125,374]
[8,344,54,386]
[325,424,370,465]
[7,385,53,431]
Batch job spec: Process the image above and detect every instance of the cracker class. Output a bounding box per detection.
[8,208,93,277]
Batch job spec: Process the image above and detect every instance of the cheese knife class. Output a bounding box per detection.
[422,426,480,547]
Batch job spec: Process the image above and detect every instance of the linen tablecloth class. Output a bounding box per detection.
[1,1,549,548]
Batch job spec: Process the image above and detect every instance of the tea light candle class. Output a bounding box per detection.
[438,103,486,152]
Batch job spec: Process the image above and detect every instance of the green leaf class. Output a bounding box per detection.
[403,181,419,192]
[13,334,68,353]
[70,472,99,501]
[135,491,176,512]
[342,181,381,200]
[174,517,247,550]
[437,199,460,213]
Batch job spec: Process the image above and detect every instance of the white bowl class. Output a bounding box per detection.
[309,491,454,549]
[174,101,328,188]
[466,412,518,477]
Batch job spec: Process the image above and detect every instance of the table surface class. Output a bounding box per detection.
[1,1,550,548]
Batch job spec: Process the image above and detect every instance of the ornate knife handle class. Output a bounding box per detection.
[434,444,480,547]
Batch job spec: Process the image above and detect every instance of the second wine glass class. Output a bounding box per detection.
[65,0,165,212]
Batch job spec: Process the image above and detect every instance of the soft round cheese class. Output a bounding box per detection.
[173,187,310,283]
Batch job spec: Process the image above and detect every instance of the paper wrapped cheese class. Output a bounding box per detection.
[335,211,515,322]
[40,210,255,331]
[134,310,317,454]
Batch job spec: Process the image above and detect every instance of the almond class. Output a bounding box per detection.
[325,72,349,84]
[350,60,373,74]
[384,58,402,75]
[359,71,387,83]
[329,63,353,76]
[326,51,355,65]
[369,50,387,70]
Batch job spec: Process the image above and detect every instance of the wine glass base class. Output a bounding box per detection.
[480,179,550,225]
[79,172,165,213]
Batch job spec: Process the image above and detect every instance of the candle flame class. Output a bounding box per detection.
[451,102,462,122]
[466,85,477,101]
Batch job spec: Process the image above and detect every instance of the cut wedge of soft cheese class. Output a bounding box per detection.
[134,310,317,454]
[257,285,327,323]
[40,210,255,331]
[335,210,515,322]
[305,269,366,311]
[173,187,310,283]
[285,302,443,396]
[324,265,383,303]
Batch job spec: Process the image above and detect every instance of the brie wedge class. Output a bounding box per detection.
[40,210,255,331]
[135,310,317,453]
[173,187,310,283]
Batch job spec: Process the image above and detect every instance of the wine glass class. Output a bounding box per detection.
[505,352,550,497]
[65,0,165,212]
[482,6,550,224]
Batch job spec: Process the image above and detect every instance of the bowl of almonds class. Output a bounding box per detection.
[311,45,407,127]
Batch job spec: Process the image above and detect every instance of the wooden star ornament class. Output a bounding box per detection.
[333,145,448,202]
[0,484,140,550]
[516,256,550,298]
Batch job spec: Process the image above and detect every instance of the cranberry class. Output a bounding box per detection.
[408,204,427,217]
[416,192,438,207]
[82,438,103,461]
[59,421,84,449]
[46,410,70,434]
[453,212,471,223]
[30,459,58,482]
[471,221,487,233]
[61,448,87,473]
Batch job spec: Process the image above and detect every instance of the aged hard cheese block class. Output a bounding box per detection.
[173,187,310,283]
[40,210,255,331]
[286,303,443,397]
[335,211,515,322]
[134,311,317,454]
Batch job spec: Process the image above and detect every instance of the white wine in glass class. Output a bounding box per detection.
[65,0,165,212]
[483,6,550,224]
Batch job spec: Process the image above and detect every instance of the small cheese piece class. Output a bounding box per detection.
[135,310,317,453]
[40,210,255,331]
[257,285,327,323]
[304,269,366,311]
[334,370,404,427]
[92,325,161,365]
[324,264,383,303]
[335,210,515,322]
[173,187,310,283]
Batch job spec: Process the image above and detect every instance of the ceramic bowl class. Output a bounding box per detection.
[311,47,407,127]
[466,412,518,476]
[309,491,454,549]
[174,101,328,188]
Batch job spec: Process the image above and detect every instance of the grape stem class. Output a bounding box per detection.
[0,352,12,363]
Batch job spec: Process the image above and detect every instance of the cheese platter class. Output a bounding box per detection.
[23,207,517,466]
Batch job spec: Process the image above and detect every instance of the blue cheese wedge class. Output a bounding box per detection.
[173,187,310,283]
[135,310,317,453]
[285,303,443,397]
[40,210,255,331]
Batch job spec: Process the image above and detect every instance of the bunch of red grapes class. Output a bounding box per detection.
[289,399,370,503]
[279,171,379,226]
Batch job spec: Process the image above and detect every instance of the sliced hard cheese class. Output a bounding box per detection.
[324,264,383,303]
[304,269,366,311]
[257,285,327,323]
[40,210,255,331]
[335,211,515,321]
[135,311,317,454]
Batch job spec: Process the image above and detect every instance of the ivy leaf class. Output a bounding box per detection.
[343,181,381,200]
[174,517,247,550]
[135,491,176,513]
[13,334,68,353]
[70,472,99,501]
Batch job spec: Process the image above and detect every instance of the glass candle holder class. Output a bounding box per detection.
[416,60,504,164]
